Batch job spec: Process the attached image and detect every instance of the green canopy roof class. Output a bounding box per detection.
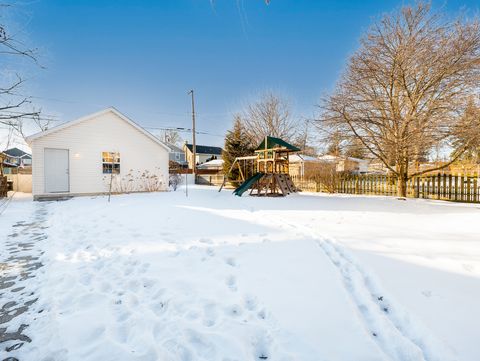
[255,136,301,152]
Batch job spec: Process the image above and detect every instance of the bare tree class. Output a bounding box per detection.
[0,5,45,142]
[320,2,480,197]
[240,92,298,146]
[159,129,182,146]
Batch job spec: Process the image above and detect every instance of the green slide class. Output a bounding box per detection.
[233,173,264,196]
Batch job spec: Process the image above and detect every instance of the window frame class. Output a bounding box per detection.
[102,151,121,174]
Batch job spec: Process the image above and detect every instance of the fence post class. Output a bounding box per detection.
[422,176,426,198]
[448,174,452,200]
[460,174,465,202]
[436,173,441,200]
[413,177,420,198]
[442,173,447,199]
[453,175,457,201]
[473,174,478,203]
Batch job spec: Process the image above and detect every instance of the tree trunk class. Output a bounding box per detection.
[397,175,407,198]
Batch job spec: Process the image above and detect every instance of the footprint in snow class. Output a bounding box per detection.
[162,339,193,361]
[185,328,216,358]
[114,309,132,323]
[199,238,213,244]
[225,275,237,291]
[206,247,215,257]
[142,278,156,289]
[127,279,140,292]
[225,257,237,267]
[151,300,168,317]
[253,332,272,361]
[202,303,218,327]
[226,304,243,317]
[257,309,267,320]
[244,295,257,311]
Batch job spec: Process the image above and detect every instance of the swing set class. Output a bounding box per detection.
[219,136,300,197]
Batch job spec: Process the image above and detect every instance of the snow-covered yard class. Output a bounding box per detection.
[1,187,479,361]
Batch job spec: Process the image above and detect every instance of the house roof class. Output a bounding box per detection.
[167,143,184,153]
[289,154,319,163]
[197,159,224,169]
[255,136,301,152]
[25,107,171,152]
[185,144,223,155]
[3,147,31,159]
[318,154,369,164]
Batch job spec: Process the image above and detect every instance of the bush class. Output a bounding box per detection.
[169,173,182,191]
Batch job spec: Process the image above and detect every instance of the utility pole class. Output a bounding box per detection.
[188,89,197,176]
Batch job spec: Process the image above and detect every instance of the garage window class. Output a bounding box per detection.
[102,152,120,174]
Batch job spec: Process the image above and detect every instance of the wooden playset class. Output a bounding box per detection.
[219,136,300,197]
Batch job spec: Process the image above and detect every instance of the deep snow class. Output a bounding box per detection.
[1,187,479,361]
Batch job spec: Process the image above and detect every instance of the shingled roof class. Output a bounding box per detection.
[3,147,32,159]
[255,136,301,152]
[185,144,223,155]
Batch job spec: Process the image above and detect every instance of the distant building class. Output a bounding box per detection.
[197,158,224,170]
[183,143,223,169]
[167,143,187,167]
[289,154,324,178]
[1,148,33,193]
[196,159,224,186]
[2,147,32,170]
[318,155,369,174]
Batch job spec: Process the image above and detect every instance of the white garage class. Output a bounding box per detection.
[26,107,170,200]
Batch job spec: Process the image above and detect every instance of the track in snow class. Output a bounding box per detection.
[256,212,454,361]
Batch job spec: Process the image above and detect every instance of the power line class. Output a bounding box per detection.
[144,126,224,138]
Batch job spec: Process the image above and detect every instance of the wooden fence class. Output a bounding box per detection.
[292,173,480,203]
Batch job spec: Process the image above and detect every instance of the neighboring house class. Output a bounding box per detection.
[2,147,32,172]
[26,107,170,200]
[367,159,389,174]
[289,154,323,178]
[1,148,33,193]
[167,143,187,167]
[318,155,369,174]
[183,143,223,169]
[196,159,224,186]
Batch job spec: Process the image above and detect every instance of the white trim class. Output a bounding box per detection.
[26,107,171,152]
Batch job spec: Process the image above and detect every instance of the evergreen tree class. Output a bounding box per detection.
[222,116,254,185]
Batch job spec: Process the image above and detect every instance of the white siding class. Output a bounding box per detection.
[31,110,169,197]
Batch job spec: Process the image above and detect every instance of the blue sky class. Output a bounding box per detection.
[13,0,480,147]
